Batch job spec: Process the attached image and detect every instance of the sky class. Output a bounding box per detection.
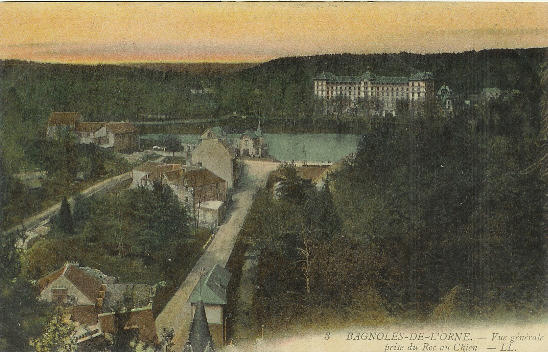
[1,2,547,64]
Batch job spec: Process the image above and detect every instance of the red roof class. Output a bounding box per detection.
[38,263,103,303]
[134,162,164,173]
[75,122,105,132]
[148,164,183,182]
[47,112,82,126]
[184,168,225,187]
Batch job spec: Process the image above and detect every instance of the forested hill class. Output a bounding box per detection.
[1,48,546,125]
[238,48,546,93]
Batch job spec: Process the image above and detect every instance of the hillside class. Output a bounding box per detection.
[0,48,546,172]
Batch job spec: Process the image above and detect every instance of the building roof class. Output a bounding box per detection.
[189,265,231,305]
[184,168,226,188]
[148,164,183,182]
[241,130,258,139]
[38,263,103,303]
[314,71,433,84]
[374,76,410,84]
[184,301,215,352]
[201,126,226,141]
[134,162,164,173]
[297,165,330,183]
[47,112,82,126]
[105,122,138,134]
[75,122,105,133]
[98,306,158,344]
[270,165,330,184]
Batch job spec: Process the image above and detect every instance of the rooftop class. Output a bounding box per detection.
[189,264,231,305]
[38,263,103,303]
[184,168,226,188]
[314,71,433,83]
[105,122,138,134]
[47,112,82,126]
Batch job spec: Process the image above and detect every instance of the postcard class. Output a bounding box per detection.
[0,2,547,352]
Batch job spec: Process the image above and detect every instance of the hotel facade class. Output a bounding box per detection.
[313,71,434,115]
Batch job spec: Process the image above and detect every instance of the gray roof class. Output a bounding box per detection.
[189,265,231,305]
[314,71,433,83]
[186,301,215,352]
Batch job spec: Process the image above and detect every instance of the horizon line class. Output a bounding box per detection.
[1,46,547,66]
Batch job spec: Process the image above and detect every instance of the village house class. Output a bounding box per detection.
[46,112,139,152]
[437,85,455,114]
[239,124,268,158]
[271,164,331,197]
[131,162,228,226]
[188,264,231,349]
[75,122,106,144]
[180,168,227,227]
[200,126,228,143]
[100,122,140,152]
[38,262,106,325]
[192,134,237,189]
[131,162,182,189]
[46,112,83,139]
[37,263,158,346]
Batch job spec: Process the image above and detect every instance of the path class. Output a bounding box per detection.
[155,160,279,350]
[12,172,132,248]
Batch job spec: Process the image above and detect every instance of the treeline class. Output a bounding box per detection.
[244,85,546,332]
[333,91,546,317]
[243,165,389,332]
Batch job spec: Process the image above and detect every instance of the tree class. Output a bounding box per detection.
[57,197,74,236]
[277,163,313,205]
[163,135,180,156]
[306,176,342,239]
[1,229,47,351]
[29,307,77,352]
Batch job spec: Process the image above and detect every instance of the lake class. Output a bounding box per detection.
[141,133,361,163]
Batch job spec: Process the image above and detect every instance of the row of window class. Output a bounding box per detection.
[317,86,427,92]
[323,91,423,98]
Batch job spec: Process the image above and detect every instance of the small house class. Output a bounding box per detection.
[38,263,106,325]
[46,112,82,139]
[239,124,268,158]
[189,265,231,348]
[192,138,237,189]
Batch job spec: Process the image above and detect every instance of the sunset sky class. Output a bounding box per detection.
[1,2,547,64]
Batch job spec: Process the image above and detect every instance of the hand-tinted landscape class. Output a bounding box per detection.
[1,3,547,352]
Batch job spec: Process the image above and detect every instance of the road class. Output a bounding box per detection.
[155,160,279,350]
[12,172,132,248]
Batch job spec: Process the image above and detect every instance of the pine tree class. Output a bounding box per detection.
[58,197,74,236]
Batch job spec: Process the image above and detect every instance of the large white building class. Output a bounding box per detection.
[313,71,434,115]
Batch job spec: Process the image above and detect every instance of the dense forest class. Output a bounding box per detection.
[235,63,547,332]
